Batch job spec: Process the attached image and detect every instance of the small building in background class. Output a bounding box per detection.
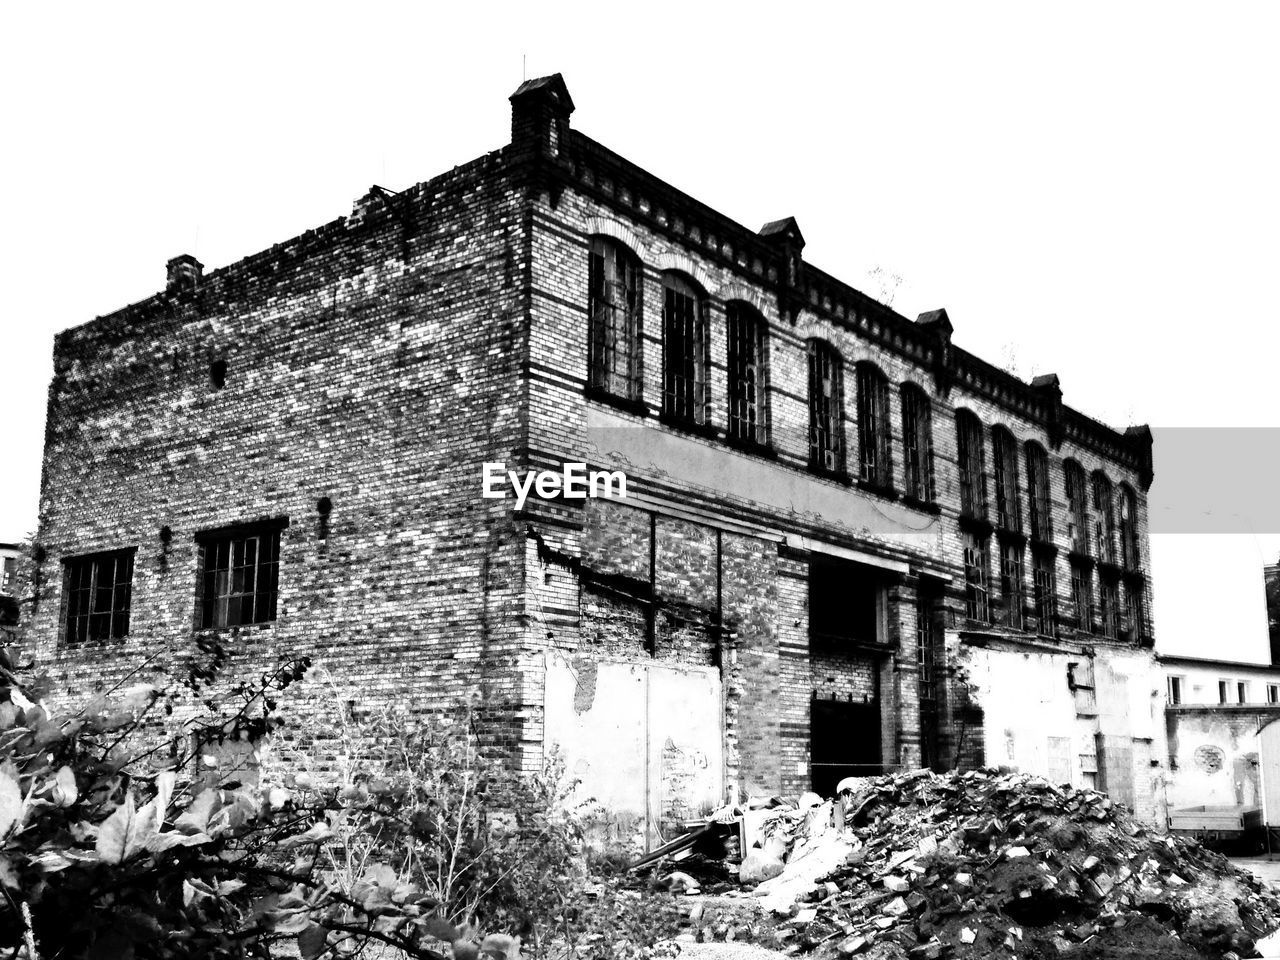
[0,542,20,645]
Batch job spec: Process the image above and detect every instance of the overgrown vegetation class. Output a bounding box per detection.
[0,643,680,960]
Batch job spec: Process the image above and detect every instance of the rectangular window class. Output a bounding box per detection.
[661,277,709,425]
[901,386,935,502]
[808,341,844,473]
[957,413,988,519]
[1239,681,1249,704]
[587,237,641,400]
[1119,486,1140,571]
[856,365,893,489]
[916,589,942,770]
[1070,561,1093,633]
[963,531,992,623]
[1092,474,1117,565]
[1098,573,1120,639]
[1168,675,1183,705]
[992,429,1022,533]
[62,549,135,646]
[1124,578,1147,640]
[1219,680,1230,705]
[0,556,15,595]
[197,523,283,629]
[1268,684,1278,705]
[727,303,768,445]
[1065,462,1089,555]
[998,538,1025,630]
[1026,444,1052,543]
[809,556,884,649]
[1032,549,1057,637]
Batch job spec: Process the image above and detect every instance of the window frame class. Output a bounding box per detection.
[1167,675,1184,706]
[1065,460,1090,556]
[807,339,846,475]
[1091,471,1117,565]
[61,547,136,647]
[855,362,893,490]
[1070,559,1094,633]
[194,519,286,631]
[660,272,710,426]
[956,410,988,520]
[900,383,935,504]
[991,426,1023,534]
[1119,483,1140,571]
[1025,442,1052,543]
[1098,570,1121,639]
[587,236,643,402]
[1032,547,1057,637]
[726,301,769,446]
[963,529,992,623]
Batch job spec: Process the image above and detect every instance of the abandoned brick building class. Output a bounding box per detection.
[25,75,1163,843]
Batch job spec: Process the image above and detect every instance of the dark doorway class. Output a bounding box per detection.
[810,694,882,795]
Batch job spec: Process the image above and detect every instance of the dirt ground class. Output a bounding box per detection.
[676,942,789,959]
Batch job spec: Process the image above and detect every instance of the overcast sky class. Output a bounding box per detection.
[2,2,1277,660]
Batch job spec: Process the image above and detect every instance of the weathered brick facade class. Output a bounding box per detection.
[25,74,1164,829]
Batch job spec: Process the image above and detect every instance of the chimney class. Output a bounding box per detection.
[509,73,575,161]
[166,254,203,294]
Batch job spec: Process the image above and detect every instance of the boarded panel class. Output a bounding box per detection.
[1097,733,1135,809]
[543,652,723,851]
[1047,736,1072,786]
[1259,720,1280,827]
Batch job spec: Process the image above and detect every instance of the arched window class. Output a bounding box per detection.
[1119,483,1140,570]
[807,339,844,473]
[856,363,893,489]
[900,384,934,502]
[991,426,1022,533]
[1091,471,1116,564]
[1025,442,1052,543]
[587,236,641,400]
[726,301,768,445]
[955,410,987,519]
[661,272,710,425]
[1064,459,1089,554]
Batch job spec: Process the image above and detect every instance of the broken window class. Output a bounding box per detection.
[588,236,642,400]
[1167,675,1183,705]
[661,272,710,425]
[1065,460,1089,555]
[807,339,845,473]
[1070,560,1093,632]
[1025,442,1052,543]
[1119,484,1140,571]
[956,410,988,520]
[856,363,893,489]
[962,530,992,623]
[1091,472,1117,565]
[1098,571,1120,639]
[809,555,883,649]
[998,538,1026,630]
[197,522,283,629]
[991,427,1022,533]
[727,301,768,445]
[900,384,935,503]
[916,587,943,770]
[62,548,134,646]
[1032,548,1057,637]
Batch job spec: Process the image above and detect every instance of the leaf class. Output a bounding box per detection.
[0,770,22,838]
[96,792,155,864]
[175,789,220,835]
[480,934,521,960]
[52,766,78,806]
[298,923,328,960]
[419,916,461,942]
[145,830,212,853]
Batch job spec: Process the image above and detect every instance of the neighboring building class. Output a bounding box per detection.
[24,75,1163,839]
[1268,557,1279,665]
[0,543,18,598]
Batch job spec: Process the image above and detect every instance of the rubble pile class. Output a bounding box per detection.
[752,769,1280,959]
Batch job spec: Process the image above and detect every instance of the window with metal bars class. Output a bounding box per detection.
[991,427,1022,533]
[856,363,893,489]
[1070,560,1093,632]
[963,530,991,623]
[727,301,768,445]
[1091,472,1117,565]
[1119,484,1140,571]
[1025,442,1052,543]
[1065,460,1089,554]
[998,538,1026,630]
[62,549,134,646]
[661,273,709,425]
[807,339,845,473]
[900,384,934,503]
[196,523,283,630]
[956,410,988,519]
[1098,571,1120,639]
[1123,577,1148,641]
[1032,549,1057,637]
[587,237,642,400]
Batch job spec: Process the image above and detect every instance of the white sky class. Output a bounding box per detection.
[2,2,1277,659]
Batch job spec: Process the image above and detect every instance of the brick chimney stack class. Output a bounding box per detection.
[509,73,575,162]
[166,254,203,294]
